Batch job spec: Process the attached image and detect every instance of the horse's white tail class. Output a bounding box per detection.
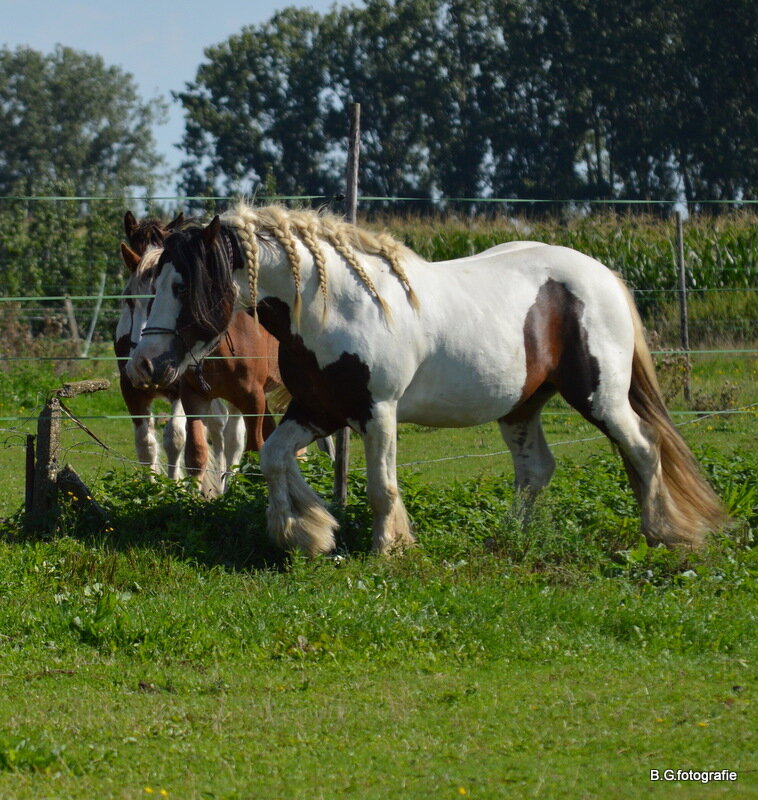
[618,279,730,547]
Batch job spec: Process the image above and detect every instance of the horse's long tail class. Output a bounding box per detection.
[617,278,730,547]
[265,384,292,415]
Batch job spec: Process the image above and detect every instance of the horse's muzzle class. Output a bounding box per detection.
[126,348,179,389]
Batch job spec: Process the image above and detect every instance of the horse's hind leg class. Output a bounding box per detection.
[560,366,682,546]
[363,401,415,554]
[259,415,338,556]
[498,389,556,511]
[592,400,674,545]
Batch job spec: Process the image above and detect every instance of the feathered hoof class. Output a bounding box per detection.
[372,502,416,555]
[266,502,338,557]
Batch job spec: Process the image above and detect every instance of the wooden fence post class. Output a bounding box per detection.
[333,102,361,506]
[675,211,691,402]
[24,379,111,533]
[27,396,62,531]
[63,295,81,353]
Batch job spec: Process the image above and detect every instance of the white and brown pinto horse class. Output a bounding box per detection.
[127,204,728,555]
[115,213,193,480]
[116,212,285,493]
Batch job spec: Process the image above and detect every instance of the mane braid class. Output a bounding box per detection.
[222,203,418,324]
[321,218,392,318]
[291,217,329,322]
[266,208,303,327]
[375,233,420,311]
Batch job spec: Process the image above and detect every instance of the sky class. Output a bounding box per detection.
[3,0,359,195]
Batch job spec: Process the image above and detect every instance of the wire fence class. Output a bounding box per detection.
[0,195,755,517]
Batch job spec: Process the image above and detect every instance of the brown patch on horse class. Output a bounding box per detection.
[257,297,374,434]
[181,310,282,451]
[507,278,602,427]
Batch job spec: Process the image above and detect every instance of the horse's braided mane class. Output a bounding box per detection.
[221,203,419,324]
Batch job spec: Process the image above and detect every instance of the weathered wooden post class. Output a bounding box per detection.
[24,379,110,533]
[675,211,691,402]
[63,295,81,353]
[334,102,361,506]
[27,395,62,531]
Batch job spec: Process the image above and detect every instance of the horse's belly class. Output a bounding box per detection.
[396,359,524,427]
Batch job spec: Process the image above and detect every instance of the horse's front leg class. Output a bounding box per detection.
[363,402,415,554]
[163,397,186,480]
[179,387,211,491]
[205,398,230,494]
[259,416,338,556]
[221,405,246,491]
[120,377,161,473]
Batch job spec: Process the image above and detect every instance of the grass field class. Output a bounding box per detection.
[1,230,757,800]
[0,341,756,798]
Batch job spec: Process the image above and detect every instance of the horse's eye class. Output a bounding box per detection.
[174,284,187,298]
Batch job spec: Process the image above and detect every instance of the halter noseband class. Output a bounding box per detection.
[140,325,213,393]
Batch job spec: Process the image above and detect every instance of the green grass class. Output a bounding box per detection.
[0,344,755,514]
[0,427,756,797]
[0,285,756,796]
[0,526,756,799]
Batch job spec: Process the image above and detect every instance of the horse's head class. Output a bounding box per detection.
[126,216,237,388]
[114,243,164,375]
[116,211,186,375]
[124,209,184,256]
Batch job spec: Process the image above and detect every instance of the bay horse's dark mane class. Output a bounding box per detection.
[124,209,186,256]
[161,223,237,339]
[127,218,166,253]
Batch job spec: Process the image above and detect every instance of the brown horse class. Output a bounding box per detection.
[117,211,290,493]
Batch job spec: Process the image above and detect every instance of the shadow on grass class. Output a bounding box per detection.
[2,453,378,572]
[3,448,754,580]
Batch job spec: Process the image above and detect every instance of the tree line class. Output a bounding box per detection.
[177,0,757,210]
[0,0,755,211]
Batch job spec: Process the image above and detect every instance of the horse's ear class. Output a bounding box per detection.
[124,210,138,240]
[120,242,141,274]
[167,211,184,231]
[203,215,221,248]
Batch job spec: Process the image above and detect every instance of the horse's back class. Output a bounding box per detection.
[393,243,634,426]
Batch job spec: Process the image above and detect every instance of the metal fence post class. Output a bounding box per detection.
[675,211,691,402]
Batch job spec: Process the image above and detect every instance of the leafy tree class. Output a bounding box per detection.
[177,8,338,199]
[0,45,167,196]
[672,0,758,205]
[176,0,755,210]
[321,0,440,202]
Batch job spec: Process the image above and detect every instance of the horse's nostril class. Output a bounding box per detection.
[139,356,154,380]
